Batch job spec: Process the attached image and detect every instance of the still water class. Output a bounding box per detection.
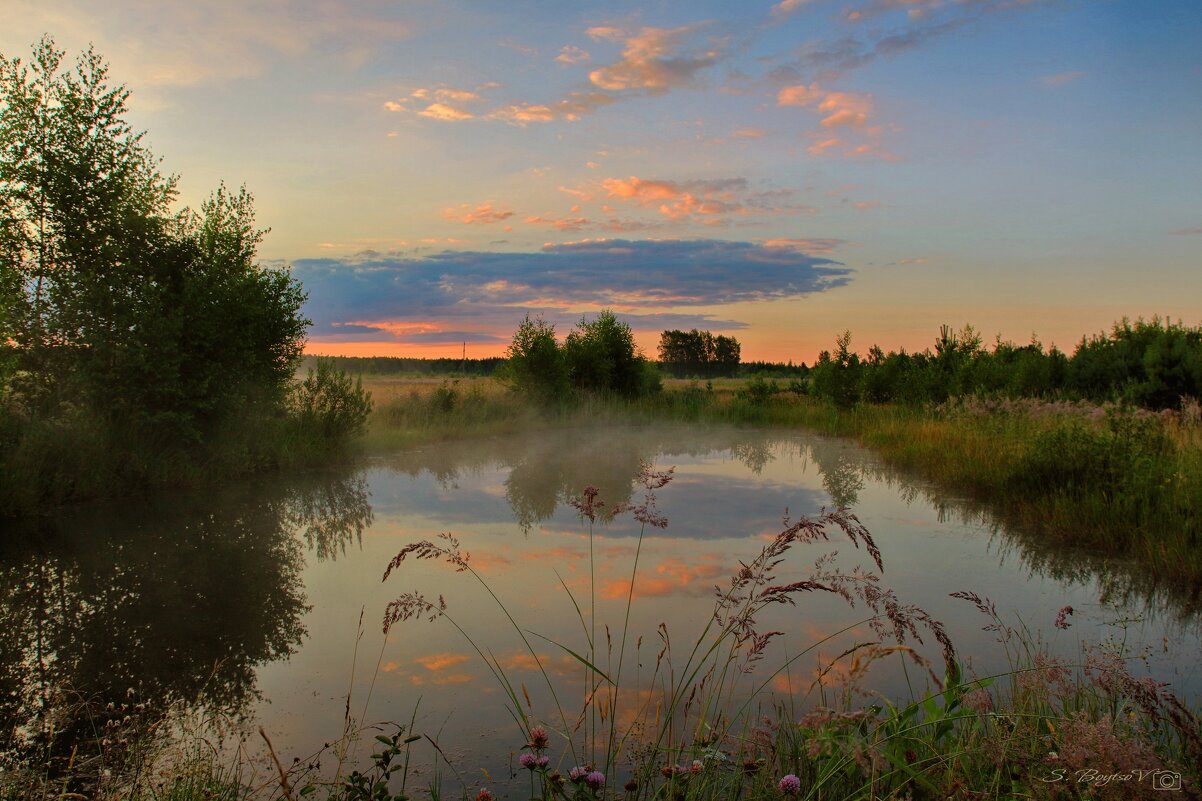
[3,424,1199,787]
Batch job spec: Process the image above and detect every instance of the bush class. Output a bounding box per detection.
[502,315,569,405]
[292,358,373,442]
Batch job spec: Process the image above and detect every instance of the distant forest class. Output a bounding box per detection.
[299,354,806,379]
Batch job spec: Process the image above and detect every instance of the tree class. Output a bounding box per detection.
[503,314,568,404]
[0,36,318,485]
[566,309,657,397]
[1,37,178,399]
[657,328,741,377]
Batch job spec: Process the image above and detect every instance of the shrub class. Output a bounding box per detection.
[293,358,373,442]
[502,314,569,405]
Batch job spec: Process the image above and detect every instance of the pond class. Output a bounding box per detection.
[3,424,1199,792]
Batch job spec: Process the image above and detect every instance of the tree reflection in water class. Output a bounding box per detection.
[0,467,372,792]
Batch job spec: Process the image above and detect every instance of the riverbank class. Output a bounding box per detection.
[356,376,1202,598]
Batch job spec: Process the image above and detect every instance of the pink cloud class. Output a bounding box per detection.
[1038,70,1085,87]
[771,0,811,18]
[588,25,720,93]
[556,45,590,64]
[601,176,808,224]
[1170,224,1202,236]
[418,102,473,121]
[444,203,514,225]
[778,83,824,107]
[489,91,617,124]
[764,238,846,254]
[779,84,874,128]
[524,215,592,231]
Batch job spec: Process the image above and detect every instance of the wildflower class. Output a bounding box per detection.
[476,790,493,801]
[520,753,537,770]
[966,688,994,714]
[778,774,801,795]
[624,779,639,793]
[528,725,550,751]
[570,486,604,522]
[586,771,605,790]
[569,766,588,783]
[536,755,550,769]
[690,760,703,774]
[1054,605,1074,629]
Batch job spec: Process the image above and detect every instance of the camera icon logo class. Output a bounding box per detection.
[1152,770,1182,791]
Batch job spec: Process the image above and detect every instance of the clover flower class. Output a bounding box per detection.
[778,774,801,795]
[528,725,550,751]
[586,771,605,790]
[520,753,537,770]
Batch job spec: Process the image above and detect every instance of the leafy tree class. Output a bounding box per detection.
[0,37,178,401]
[503,314,568,404]
[1,37,330,506]
[809,330,862,407]
[566,309,657,397]
[657,328,741,377]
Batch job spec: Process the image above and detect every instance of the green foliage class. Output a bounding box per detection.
[293,357,373,442]
[658,329,741,378]
[502,314,569,405]
[805,318,1201,411]
[808,330,862,408]
[565,309,652,397]
[503,310,659,404]
[0,37,325,508]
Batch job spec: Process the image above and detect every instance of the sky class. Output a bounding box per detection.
[2,0,1200,362]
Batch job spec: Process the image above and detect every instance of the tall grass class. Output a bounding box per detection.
[367,464,1199,800]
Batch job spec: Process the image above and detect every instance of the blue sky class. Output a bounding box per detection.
[3,0,1199,360]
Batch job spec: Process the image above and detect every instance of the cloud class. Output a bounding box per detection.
[771,0,812,19]
[418,102,474,121]
[588,25,722,93]
[291,238,848,347]
[599,176,807,223]
[524,215,592,231]
[556,45,590,64]
[385,86,485,121]
[779,83,899,160]
[586,27,627,42]
[1170,224,1202,236]
[778,18,971,85]
[1037,70,1085,87]
[488,91,618,124]
[445,203,515,225]
[778,84,874,128]
[763,238,847,254]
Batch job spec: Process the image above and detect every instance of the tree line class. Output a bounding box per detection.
[805,319,1202,409]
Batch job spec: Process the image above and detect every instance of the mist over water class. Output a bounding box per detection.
[4,424,1199,786]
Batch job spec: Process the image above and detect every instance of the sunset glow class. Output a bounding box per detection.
[4,1,1198,361]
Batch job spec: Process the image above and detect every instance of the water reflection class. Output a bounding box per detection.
[0,468,372,788]
[6,423,1199,794]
